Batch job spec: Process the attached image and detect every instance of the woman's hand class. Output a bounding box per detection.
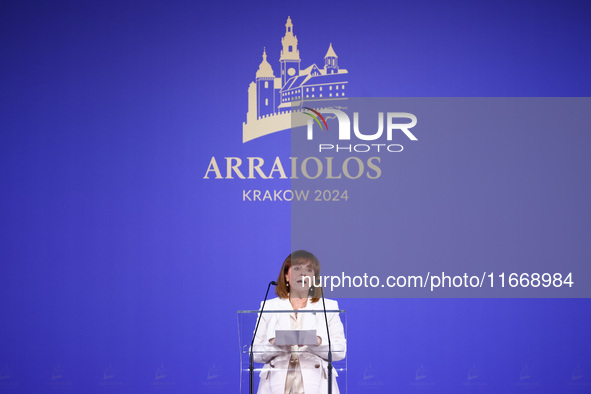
[269,338,290,351]
[269,337,322,347]
[303,337,322,347]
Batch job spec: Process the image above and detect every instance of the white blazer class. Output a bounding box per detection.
[253,297,346,394]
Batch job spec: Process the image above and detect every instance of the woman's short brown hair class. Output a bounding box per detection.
[276,250,322,302]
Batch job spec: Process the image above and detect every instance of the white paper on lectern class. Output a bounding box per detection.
[275,330,317,345]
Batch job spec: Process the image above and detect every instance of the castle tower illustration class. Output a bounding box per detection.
[243,17,350,143]
[280,17,300,87]
[256,48,275,118]
[325,43,338,74]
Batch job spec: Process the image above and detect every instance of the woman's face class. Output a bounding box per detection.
[286,262,315,291]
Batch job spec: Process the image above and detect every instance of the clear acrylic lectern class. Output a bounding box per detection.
[238,309,347,393]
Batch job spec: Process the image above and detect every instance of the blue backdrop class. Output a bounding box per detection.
[1,0,590,393]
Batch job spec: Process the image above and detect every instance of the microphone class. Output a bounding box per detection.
[249,281,277,394]
[320,285,333,394]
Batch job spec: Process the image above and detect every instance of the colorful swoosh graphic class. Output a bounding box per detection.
[304,107,329,131]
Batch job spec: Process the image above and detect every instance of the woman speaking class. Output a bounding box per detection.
[253,250,346,394]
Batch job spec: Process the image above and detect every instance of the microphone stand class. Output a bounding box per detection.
[320,286,333,394]
[249,281,277,394]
